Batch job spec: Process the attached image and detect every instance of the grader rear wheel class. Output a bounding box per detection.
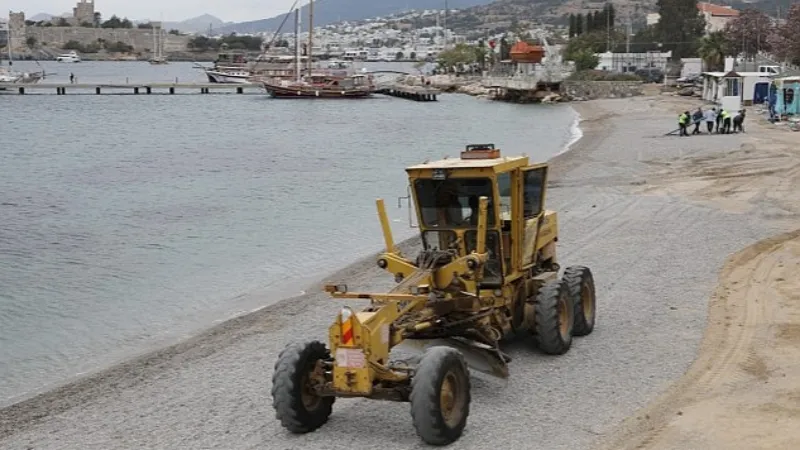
[272,340,335,434]
[532,278,574,355]
[410,346,471,446]
[563,266,596,336]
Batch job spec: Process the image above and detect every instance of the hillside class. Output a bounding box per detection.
[161,14,234,34]
[442,0,790,34]
[214,0,494,35]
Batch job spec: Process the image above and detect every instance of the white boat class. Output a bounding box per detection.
[204,69,251,83]
[56,51,81,63]
[0,67,22,84]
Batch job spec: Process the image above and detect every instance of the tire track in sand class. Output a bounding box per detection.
[597,228,800,450]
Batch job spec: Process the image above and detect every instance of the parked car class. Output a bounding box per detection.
[635,68,664,83]
[676,73,702,84]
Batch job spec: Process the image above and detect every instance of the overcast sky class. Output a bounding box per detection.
[3,0,304,23]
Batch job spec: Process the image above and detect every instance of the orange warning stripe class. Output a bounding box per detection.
[341,315,354,346]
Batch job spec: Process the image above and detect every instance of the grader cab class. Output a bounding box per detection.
[271,144,597,446]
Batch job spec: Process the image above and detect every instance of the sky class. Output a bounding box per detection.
[2,0,305,23]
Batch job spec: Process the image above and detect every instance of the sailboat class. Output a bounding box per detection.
[1,25,46,87]
[261,0,375,99]
[148,22,168,65]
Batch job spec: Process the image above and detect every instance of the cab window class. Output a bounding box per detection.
[414,178,495,228]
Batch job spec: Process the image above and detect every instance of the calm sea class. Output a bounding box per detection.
[0,61,579,405]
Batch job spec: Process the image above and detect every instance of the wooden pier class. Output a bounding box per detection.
[376,85,440,102]
[5,83,265,95]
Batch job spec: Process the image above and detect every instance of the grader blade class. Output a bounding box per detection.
[400,338,510,379]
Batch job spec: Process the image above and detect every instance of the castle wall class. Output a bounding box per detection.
[25,27,190,52]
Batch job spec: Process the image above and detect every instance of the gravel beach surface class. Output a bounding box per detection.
[0,96,777,450]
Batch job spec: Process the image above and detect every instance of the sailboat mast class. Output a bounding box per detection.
[7,24,13,66]
[295,8,301,82]
[307,0,313,75]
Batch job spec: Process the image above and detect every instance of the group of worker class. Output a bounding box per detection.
[677,107,746,137]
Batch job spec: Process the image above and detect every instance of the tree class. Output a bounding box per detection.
[572,49,600,71]
[576,14,584,36]
[768,3,800,65]
[57,18,70,27]
[395,51,403,60]
[586,12,595,32]
[723,8,774,59]
[93,12,101,27]
[500,36,510,60]
[569,14,576,38]
[25,36,37,49]
[138,22,154,29]
[656,0,706,59]
[624,25,663,53]
[436,43,481,69]
[409,51,417,60]
[605,3,616,29]
[698,31,730,71]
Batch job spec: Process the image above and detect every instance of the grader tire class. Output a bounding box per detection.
[563,266,596,336]
[410,346,471,446]
[272,340,335,434]
[533,278,574,355]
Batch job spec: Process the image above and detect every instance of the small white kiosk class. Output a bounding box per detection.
[720,70,743,113]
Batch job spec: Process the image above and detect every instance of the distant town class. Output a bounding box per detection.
[2,0,798,83]
[1,1,493,62]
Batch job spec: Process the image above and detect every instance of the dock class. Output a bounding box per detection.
[4,83,265,95]
[376,85,440,102]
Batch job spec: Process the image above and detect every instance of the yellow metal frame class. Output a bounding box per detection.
[322,152,559,397]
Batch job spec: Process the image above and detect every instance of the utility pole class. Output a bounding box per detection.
[626,15,631,53]
[443,0,448,51]
[307,0,314,75]
[606,3,611,53]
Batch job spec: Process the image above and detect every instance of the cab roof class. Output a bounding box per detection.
[405,144,532,173]
[406,155,529,171]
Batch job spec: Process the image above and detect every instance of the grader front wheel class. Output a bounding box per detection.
[272,340,335,434]
[410,346,471,446]
[532,278,574,355]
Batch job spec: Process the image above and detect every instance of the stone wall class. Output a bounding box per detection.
[560,81,644,101]
[24,27,190,52]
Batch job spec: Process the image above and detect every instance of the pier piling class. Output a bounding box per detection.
[8,83,264,96]
[376,85,440,102]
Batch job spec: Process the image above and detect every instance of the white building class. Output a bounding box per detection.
[594,51,672,73]
[701,58,773,112]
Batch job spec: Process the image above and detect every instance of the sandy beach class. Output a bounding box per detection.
[2,93,799,450]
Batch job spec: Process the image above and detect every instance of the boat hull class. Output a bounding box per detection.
[205,70,252,84]
[262,82,373,99]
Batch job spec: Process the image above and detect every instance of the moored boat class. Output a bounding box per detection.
[262,73,375,99]
[55,51,81,63]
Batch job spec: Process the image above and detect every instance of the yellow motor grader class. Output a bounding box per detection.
[271,144,597,446]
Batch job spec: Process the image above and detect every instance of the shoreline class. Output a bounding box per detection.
[1,95,581,411]
[5,95,794,449]
[0,103,584,415]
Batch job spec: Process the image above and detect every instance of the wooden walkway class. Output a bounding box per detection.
[376,84,440,101]
[4,83,265,95]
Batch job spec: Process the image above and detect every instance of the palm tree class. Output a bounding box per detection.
[698,31,730,72]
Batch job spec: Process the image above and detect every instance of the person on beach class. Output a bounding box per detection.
[733,109,746,133]
[691,107,704,134]
[678,111,690,136]
[69,72,74,84]
[704,107,717,133]
[721,109,732,134]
